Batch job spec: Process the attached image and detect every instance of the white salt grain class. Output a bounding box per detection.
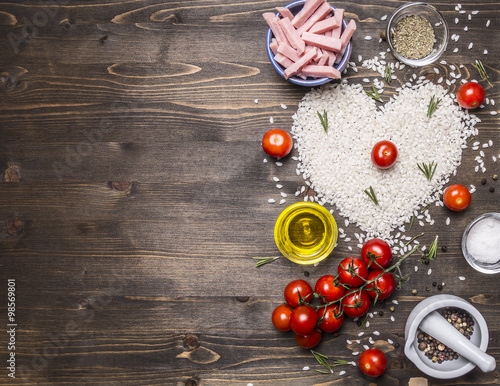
[381,15,388,20]
[303,366,310,371]
[280,103,287,109]
[276,184,282,189]
[390,316,395,322]
[339,370,346,376]
[373,331,380,336]
[346,339,352,344]
[491,111,498,115]
[446,217,450,225]
[263,158,268,163]
[428,268,432,275]
[270,117,274,124]
[352,352,359,356]
[279,199,286,205]
[276,161,283,166]
[273,177,280,182]
[363,345,370,350]
[486,20,490,27]
[268,199,276,203]
[468,42,474,49]
[459,276,466,281]
[387,339,394,344]
[365,36,373,40]
[392,300,398,305]
[358,331,365,337]
[254,99,258,104]
[484,49,488,55]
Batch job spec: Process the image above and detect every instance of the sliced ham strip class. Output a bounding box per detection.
[317,51,329,65]
[340,19,356,49]
[274,53,294,68]
[330,8,344,39]
[325,50,336,66]
[301,64,341,79]
[276,6,294,21]
[283,47,317,79]
[263,12,288,44]
[296,2,333,35]
[309,14,340,34]
[302,31,341,52]
[269,38,279,55]
[292,0,325,28]
[277,42,301,62]
[279,17,306,55]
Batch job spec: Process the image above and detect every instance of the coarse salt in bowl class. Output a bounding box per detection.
[462,213,500,274]
[265,0,353,87]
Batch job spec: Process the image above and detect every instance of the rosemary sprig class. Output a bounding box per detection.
[421,203,431,213]
[409,214,415,231]
[405,232,424,247]
[365,85,383,102]
[385,65,392,84]
[417,161,437,182]
[474,59,493,88]
[311,350,351,374]
[427,95,441,118]
[420,235,439,264]
[395,265,411,290]
[252,256,279,268]
[359,313,370,329]
[317,110,328,133]
[364,186,379,206]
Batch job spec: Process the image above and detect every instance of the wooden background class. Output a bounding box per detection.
[0,0,499,384]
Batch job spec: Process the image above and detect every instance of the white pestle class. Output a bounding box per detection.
[419,311,496,373]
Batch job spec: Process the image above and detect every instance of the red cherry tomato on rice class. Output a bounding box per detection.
[284,280,313,307]
[341,289,371,318]
[338,257,368,288]
[361,238,392,269]
[294,329,322,349]
[456,82,485,110]
[358,348,387,377]
[272,304,293,332]
[262,128,293,158]
[443,184,471,211]
[371,140,398,169]
[317,304,344,333]
[314,275,345,303]
[366,270,395,300]
[290,305,318,335]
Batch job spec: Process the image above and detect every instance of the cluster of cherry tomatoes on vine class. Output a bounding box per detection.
[272,238,395,350]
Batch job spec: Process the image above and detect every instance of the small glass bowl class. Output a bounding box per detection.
[462,213,500,274]
[386,2,448,66]
[274,202,338,265]
[266,0,352,87]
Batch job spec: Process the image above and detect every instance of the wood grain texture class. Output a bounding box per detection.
[0,0,499,384]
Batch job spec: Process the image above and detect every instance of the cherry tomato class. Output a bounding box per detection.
[366,270,395,300]
[338,257,368,288]
[294,329,322,349]
[361,239,392,269]
[314,275,345,304]
[358,348,387,377]
[341,289,371,318]
[456,82,485,109]
[317,304,344,333]
[284,280,313,307]
[289,305,318,335]
[272,304,293,332]
[371,140,398,169]
[262,128,293,158]
[443,184,471,211]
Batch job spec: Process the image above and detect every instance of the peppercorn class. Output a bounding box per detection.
[493,174,498,181]
[390,306,395,312]
[481,178,487,185]
[424,259,430,265]
[357,320,362,326]
[437,284,443,290]
[426,286,430,291]
[432,281,437,287]
[395,342,400,348]
[412,289,418,295]
[304,271,310,277]
[490,187,495,193]
[379,311,384,316]
[441,246,447,252]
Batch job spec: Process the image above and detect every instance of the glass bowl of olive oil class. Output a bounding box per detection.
[274,202,338,265]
